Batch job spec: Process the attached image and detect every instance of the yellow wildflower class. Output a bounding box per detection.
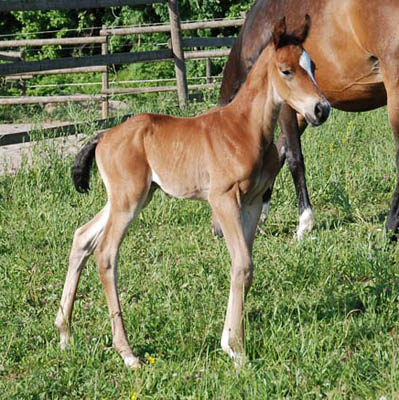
[147,355,156,364]
[131,393,137,400]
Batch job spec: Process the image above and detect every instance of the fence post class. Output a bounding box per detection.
[101,25,109,119]
[206,58,212,84]
[168,0,188,107]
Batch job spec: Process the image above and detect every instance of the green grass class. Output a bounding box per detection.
[1,99,399,399]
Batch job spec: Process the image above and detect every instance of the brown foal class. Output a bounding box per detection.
[55,16,329,368]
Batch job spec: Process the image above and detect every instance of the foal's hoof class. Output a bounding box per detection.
[232,352,245,370]
[57,328,70,350]
[124,355,141,370]
[221,331,245,369]
[211,222,224,238]
[59,336,69,351]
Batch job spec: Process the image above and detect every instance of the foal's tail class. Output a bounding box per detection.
[72,132,104,193]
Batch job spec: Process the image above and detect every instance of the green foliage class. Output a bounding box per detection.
[1,1,251,97]
[153,0,223,22]
[227,1,253,18]
[1,100,399,398]
[12,10,79,59]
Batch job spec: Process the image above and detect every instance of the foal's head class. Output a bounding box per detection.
[270,16,330,126]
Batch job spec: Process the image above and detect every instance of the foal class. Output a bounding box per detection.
[55,16,329,368]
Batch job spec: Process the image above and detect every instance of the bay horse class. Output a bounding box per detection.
[55,16,329,368]
[219,0,399,239]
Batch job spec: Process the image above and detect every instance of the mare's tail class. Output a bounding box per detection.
[72,132,104,193]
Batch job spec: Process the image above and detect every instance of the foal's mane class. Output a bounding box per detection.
[274,34,306,49]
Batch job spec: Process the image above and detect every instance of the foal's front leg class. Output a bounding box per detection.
[210,190,257,364]
[55,205,110,349]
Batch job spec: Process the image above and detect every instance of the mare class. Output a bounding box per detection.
[220,0,399,239]
[55,16,329,368]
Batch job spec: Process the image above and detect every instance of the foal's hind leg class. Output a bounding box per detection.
[94,189,151,369]
[55,204,110,349]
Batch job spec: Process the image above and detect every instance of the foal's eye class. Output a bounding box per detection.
[281,69,292,77]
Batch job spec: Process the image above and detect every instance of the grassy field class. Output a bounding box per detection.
[1,95,399,399]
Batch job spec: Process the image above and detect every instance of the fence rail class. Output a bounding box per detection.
[0,0,244,115]
[99,18,244,35]
[6,66,107,80]
[0,49,174,75]
[0,0,166,12]
[0,37,107,48]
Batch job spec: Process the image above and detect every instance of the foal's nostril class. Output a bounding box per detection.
[315,102,323,119]
[314,102,330,123]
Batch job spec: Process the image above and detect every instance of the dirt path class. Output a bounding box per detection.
[0,122,84,175]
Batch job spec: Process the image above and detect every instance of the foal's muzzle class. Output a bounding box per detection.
[306,101,330,126]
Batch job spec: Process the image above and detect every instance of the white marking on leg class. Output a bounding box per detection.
[124,355,141,369]
[221,285,245,364]
[296,208,314,240]
[221,329,244,368]
[59,332,69,350]
[221,290,239,360]
[221,328,236,358]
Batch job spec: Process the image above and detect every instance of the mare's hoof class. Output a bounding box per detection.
[296,208,314,240]
[385,217,399,241]
[385,227,398,242]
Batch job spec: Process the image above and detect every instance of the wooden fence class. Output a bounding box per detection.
[0,0,244,115]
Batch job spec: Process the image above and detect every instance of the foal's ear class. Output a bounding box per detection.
[272,16,287,49]
[295,14,311,44]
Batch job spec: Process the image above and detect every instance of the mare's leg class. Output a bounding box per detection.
[210,189,257,364]
[265,104,311,239]
[384,73,399,235]
[55,204,110,350]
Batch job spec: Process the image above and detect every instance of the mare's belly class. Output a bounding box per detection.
[305,0,387,113]
[324,81,387,112]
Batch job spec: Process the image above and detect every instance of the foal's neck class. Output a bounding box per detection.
[227,45,280,143]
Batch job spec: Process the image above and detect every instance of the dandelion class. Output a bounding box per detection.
[146,355,157,365]
[131,392,137,400]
